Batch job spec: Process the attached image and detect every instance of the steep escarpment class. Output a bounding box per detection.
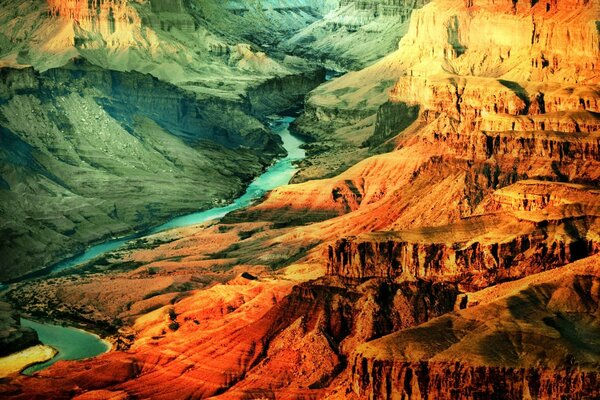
[326,180,600,290]
[0,0,329,108]
[247,67,326,116]
[14,64,284,151]
[351,256,600,399]
[352,361,600,399]
[391,0,599,82]
[477,180,600,213]
[327,211,600,291]
[385,0,600,163]
[367,100,420,148]
[389,77,600,175]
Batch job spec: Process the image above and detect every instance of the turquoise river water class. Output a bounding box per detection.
[12,115,305,374]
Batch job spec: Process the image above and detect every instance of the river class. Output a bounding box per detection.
[20,318,111,375]
[9,116,305,279]
[12,114,306,374]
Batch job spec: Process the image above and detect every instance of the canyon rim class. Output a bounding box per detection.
[0,0,599,399]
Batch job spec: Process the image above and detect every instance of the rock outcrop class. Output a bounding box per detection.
[477,180,600,214]
[391,0,599,82]
[327,212,600,291]
[326,180,600,292]
[351,255,600,399]
[247,68,326,116]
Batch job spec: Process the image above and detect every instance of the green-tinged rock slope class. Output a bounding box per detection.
[0,0,328,280]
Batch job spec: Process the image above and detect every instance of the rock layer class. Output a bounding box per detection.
[351,256,600,399]
[327,215,600,291]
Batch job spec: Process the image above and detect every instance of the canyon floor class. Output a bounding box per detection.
[1,0,600,399]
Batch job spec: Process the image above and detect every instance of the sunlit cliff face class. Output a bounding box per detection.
[391,0,600,84]
[46,0,138,35]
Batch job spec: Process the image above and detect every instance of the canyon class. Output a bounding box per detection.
[0,0,599,399]
[0,0,329,281]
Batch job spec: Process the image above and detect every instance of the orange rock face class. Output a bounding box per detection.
[351,255,600,399]
[46,0,138,35]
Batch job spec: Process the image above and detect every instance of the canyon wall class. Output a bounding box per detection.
[283,0,430,70]
[32,63,283,151]
[392,0,599,82]
[247,68,326,116]
[327,213,600,291]
[350,256,600,399]
[351,360,600,400]
[368,100,419,147]
[0,57,326,281]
